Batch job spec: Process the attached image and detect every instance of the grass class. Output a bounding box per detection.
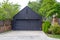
[47,34,60,39]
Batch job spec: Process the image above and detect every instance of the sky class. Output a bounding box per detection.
[0,0,60,10]
[57,0,60,2]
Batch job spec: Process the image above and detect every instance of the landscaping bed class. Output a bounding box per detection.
[47,34,60,39]
[42,20,60,39]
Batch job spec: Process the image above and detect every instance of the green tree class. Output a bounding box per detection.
[0,0,20,20]
[38,0,57,18]
[0,7,6,20]
[55,2,60,18]
[28,0,60,18]
[28,1,40,13]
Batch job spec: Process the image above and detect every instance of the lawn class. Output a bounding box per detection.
[47,34,60,39]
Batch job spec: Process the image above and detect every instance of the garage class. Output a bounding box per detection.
[12,6,42,30]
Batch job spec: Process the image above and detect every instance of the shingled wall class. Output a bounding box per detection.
[0,20,11,33]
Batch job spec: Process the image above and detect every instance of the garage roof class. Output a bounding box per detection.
[13,6,42,19]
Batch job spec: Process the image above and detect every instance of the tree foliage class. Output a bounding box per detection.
[28,0,60,18]
[0,0,20,20]
[38,0,57,17]
[28,1,40,13]
[0,7,6,20]
[55,2,60,18]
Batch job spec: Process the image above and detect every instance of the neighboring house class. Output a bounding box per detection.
[12,6,42,30]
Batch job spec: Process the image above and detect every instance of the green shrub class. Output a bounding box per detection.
[42,21,51,33]
[49,23,60,35]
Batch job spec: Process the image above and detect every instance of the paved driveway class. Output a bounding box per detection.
[0,31,60,40]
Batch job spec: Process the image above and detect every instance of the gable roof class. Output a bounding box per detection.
[14,6,42,19]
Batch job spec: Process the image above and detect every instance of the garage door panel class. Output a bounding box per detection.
[13,19,41,30]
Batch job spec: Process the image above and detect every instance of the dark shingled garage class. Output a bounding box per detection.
[12,6,42,30]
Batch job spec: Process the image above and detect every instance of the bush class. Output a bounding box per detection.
[49,23,60,35]
[42,21,51,33]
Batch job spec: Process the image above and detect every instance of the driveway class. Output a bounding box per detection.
[0,31,60,40]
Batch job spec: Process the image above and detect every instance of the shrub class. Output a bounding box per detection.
[42,21,51,33]
[49,23,60,35]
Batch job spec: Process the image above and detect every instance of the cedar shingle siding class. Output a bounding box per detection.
[0,21,4,27]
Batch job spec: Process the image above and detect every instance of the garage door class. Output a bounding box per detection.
[12,19,42,30]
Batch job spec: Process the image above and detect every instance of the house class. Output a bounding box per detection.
[12,6,42,30]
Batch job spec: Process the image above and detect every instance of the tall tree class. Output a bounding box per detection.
[28,0,60,18]
[38,0,57,17]
[0,0,20,20]
[55,2,60,18]
[28,1,40,13]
